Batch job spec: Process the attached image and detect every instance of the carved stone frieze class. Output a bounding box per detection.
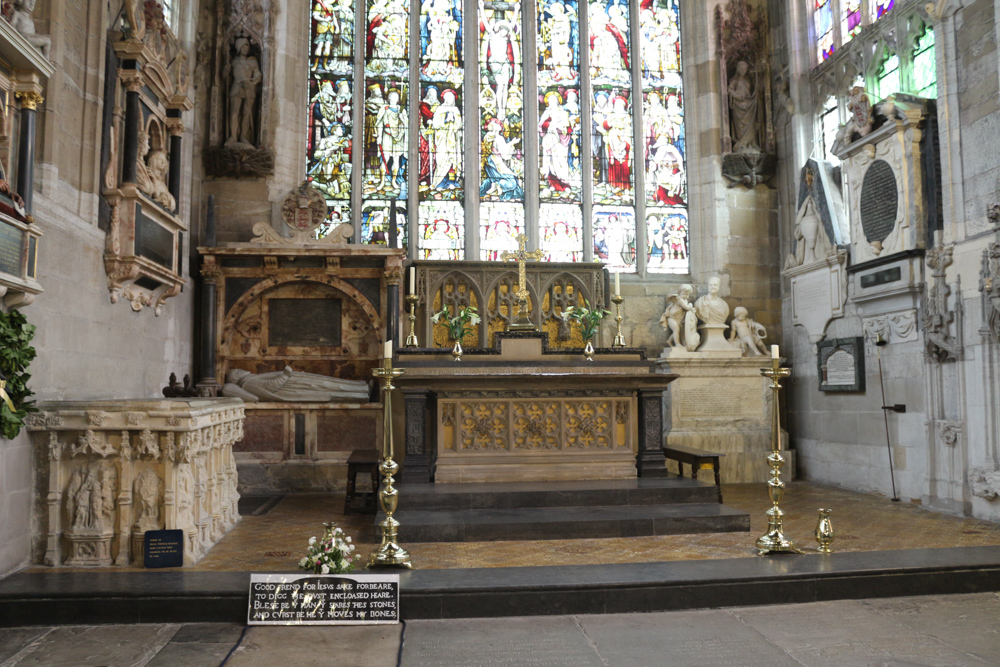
[28,398,244,567]
[863,309,918,345]
[922,245,964,362]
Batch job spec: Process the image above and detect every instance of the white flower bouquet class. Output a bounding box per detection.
[431,305,481,342]
[298,522,358,574]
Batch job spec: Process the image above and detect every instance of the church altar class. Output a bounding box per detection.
[396,333,676,483]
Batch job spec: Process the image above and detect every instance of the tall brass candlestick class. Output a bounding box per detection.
[756,357,800,555]
[368,358,413,569]
[611,294,626,348]
[405,294,419,347]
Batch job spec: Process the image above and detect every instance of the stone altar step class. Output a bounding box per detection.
[389,503,750,542]
[397,477,721,511]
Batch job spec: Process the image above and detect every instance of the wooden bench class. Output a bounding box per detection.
[663,445,724,501]
[344,450,380,515]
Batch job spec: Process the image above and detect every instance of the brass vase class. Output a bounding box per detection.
[583,339,595,361]
[815,508,835,553]
[451,339,463,361]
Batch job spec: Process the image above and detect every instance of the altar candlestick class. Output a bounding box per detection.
[409,267,415,295]
[771,344,779,359]
[384,340,393,360]
[614,271,620,297]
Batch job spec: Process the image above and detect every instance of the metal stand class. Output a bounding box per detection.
[756,357,801,555]
[875,333,902,501]
[367,359,413,569]
[405,294,419,347]
[611,295,626,348]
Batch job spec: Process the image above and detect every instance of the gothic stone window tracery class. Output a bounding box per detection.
[305,0,690,276]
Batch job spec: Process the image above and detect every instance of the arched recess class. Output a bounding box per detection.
[428,270,486,348]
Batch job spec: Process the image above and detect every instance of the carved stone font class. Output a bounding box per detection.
[28,399,244,567]
[716,0,775,188]
[12,0,51,58]
[923,244,964,362]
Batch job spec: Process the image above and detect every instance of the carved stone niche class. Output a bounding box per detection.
[26,398,245,567]
[202,0,275,178]
[103,1,192,315]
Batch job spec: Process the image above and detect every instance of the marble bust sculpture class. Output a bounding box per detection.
[222,367,371,403]
[695,276,729,325]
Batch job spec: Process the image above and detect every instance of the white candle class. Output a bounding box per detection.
[384,340,393,360]
[409,266,415,295]
[771,344,779,360]
[614,271,620,296]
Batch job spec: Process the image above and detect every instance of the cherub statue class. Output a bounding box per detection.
[12,0,50,59]
[659,284,699,351]
[727,306,768,356]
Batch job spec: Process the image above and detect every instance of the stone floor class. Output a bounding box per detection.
[24,481,1000,573]
[1,593,997,666]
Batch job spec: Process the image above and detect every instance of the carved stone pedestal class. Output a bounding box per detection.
[65,532,114,567]
[657,357,793,483]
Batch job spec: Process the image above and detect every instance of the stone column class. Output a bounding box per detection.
[636,388,668,477]
[166,114,184,213]
[197,258,221,397]
[14,91,43,213]
[121,75,143,184]
[400,387,433,483]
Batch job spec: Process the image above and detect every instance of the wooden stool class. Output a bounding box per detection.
[663,445,725,501]
[344,450,380,515]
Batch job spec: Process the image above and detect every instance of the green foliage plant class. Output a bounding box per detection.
[431,305,481,342]
[0,309,36,439]
[564,300,612,342]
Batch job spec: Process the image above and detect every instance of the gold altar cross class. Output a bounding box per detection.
[501,234,544,301]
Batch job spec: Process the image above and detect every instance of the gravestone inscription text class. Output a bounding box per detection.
[860,160,898,244]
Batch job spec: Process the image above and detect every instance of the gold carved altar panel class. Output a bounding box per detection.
[436,391,637,483]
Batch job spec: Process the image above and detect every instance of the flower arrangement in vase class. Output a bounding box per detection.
[298,522,358,574]
[564,300,612,360]
[431,305,480,360]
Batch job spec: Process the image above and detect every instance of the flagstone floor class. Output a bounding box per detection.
[26,481,1000,573]
[189,481,1000,571]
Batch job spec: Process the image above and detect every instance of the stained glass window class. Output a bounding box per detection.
[840,0,861,43]
[540,204,583,262]
[912,28,936,99]
[815,0,834,62]
[645,207,687,274]
[361,202,408,247]
[308,0,356,233]
[537,0,583,205]
[593,205,636,273]
[641,0,685,212]
[480,203,526,260]
[875,53,900,101]
[419,0,464,204]
[590,0,634,205]
[418,201,464,259]
[871,0,894,21]
[318,202,352,239]
[161,0,175,29]
[479,2,525,203]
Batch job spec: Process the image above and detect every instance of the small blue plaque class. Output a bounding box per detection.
[144,529,184,568]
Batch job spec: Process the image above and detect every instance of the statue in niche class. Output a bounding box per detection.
[143,125,176,211]
[660,284,699,351]
[12,0,51,59]
[727,306,768,356]
[784,169,834,269]
[695,275,730,326]
[728,61,760,153]
[135,128,153,195]
[222,366,371,402]
[66,463,116,534]
[133,468,162,533]
[225,37,262,148]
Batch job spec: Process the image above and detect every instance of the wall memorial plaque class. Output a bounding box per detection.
[816,337,865,392]
[268,298,342,347]
[135,208,175,269]
[0,218,24,277]
[248,573,399,625]
[144,529,184,568]
[859,160,898,244]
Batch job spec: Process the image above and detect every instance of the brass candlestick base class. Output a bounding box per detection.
[368,361,413,570]
[405,294,419,347]
[756,358,801,556]
[508,294,537,331]
[611,295,626,348]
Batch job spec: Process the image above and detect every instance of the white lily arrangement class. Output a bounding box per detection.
[431,305,481,342]
[298,522,358,574]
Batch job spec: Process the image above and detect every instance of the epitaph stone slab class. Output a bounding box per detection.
[248,574,399,625]
[785,253,847,344]
[816,337,865,392]
[0,218,24,276]
[859,159,898,245]
[268,298,342,347]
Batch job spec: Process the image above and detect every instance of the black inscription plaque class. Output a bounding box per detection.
[816,337,866,393]
[859,160,898,244]
[27,235,36,279]
[0,219,24,277]
[144,529,183,568]
[269,298,342,347]
[860,266,901,289]
[135,207,175,269]
[248,574,399,625]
